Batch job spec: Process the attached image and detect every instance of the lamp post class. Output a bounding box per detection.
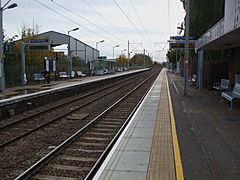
[96,40,104,50]
[113,45,119,59]
[121,49,127,54]
[68,27,79,79]
[177,0,189,96]
[0,0,17,92]
[184,0,189,96]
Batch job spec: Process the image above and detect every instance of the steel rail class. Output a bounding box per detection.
[15,71,158,180]
[84,73,156,179]
[0,74,144,148]
[0,74,140,131]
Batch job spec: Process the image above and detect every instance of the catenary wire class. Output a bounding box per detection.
[51,0,126,45]
[83,0,130,41]
[33,0,122,45]
[129,0,155,48]
[112,0,153,48]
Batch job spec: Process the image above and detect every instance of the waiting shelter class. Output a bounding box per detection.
[195,0,240,89]
[94,56,116,75]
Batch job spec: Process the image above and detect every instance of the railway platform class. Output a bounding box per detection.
[0,69,147,103]
[1,68,240,179]
[94,69,240,180]
[94,69,183,180]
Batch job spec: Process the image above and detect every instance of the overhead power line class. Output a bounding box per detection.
[52,0,126,44]
[168,0,171,35]
[33,0,120,45]
[129,0,154,46]
[83,0,130,41]
[112,0,153,48]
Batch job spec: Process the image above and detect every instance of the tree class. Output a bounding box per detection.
[116,54,128,68]
[4,24,55,86]
[166,49,180,68]
[130,54,152,68]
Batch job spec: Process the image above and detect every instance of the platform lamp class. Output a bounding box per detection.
[121,49,127,55]
[96,40,104,50]
[67,27,79,79]
[0,0,18,92]
[113,45,119,59]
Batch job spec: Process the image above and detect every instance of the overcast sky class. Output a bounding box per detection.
[3,0,185,62]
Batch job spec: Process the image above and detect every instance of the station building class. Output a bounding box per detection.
[196,0,240,89]
[35,30,100,72]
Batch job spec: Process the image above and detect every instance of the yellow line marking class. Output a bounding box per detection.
[166,73,184,180]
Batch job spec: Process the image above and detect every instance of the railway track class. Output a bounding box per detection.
[0,69,160,179]
[0,72,144,148]
[0,73,140,129]
[14,70,159,179]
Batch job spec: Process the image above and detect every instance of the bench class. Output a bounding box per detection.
[191,74,197,84]
[212,79,230,91]
[76,71,86,77]
[221,83,240,109]
[59,72,68,78]
[34,73,44,81]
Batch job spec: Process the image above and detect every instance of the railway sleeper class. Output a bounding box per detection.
[80,136,109,141]
[94,124,120,128]
[67,113,89,121]
[32,174,83,180]
[46,164,92,172]
[105,115,128,119]
[58,155,98,162]
[90,127,117,132]
[98,120,123,124]
[73,142,107,147]
[64,149,102,157]
[66,148,103,153]
[85,132,114,137]
[33,166,87,180]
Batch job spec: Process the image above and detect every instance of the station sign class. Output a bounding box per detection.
[168,39,196,49]
[169,42,195,49]
[170,36,194,40]
[28,39,49,43]
[98,56,107,60]
[29,46,49,51]
[27,39,50,51]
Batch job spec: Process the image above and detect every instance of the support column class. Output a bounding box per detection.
[21,43,26,86]
[84,45,87,63]
[175,50,178,71]
[0,3,4,91]
[198,49,204,90]
[127,40,130,69]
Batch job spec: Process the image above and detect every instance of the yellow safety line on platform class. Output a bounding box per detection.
[166,74,184,180]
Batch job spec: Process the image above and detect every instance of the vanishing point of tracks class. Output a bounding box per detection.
[0,69,160,179]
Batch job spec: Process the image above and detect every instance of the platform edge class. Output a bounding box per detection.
[166,73,184,180]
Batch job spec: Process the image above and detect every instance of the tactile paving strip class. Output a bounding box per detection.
[147,74,176,180]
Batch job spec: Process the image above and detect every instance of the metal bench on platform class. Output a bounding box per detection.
[34,73,44,81]
[59,72,68,78]
[221,83,240,109]
[191,74,197,84]
[213,79,230,91]
[76,71,86,77]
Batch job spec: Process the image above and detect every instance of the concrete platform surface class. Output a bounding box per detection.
[94,69,182,180]
[0,69,147,104]
[168,72,240,180]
